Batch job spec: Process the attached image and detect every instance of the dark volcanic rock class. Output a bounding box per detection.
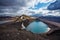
[47,30,60,40]
[0,21,49,40]
[0,18,60,40]
[0,29,47,40]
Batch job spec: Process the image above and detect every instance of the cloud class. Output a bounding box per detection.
[48,0,60,10]
[0,0,29,14]
[47,0,60,16]
[0,0,59,16]
[42,10,60,16]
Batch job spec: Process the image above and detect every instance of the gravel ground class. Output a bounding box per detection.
[0,22,60,40]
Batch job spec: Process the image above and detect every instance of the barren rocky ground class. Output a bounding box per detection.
[0,16,60,40]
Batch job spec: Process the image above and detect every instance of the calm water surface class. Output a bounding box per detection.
[26,21,50,34]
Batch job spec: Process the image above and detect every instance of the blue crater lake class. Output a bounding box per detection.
[26,21,50,34]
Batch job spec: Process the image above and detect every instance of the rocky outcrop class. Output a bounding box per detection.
[0,15,60,40]
[0,21,49,40]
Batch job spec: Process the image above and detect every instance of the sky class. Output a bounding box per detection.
[0,0,60,16]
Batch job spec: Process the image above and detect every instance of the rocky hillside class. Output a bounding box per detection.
[0,15,60,40]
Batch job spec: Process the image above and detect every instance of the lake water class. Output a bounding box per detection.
[26,21,50,34]
[0,20,50,34]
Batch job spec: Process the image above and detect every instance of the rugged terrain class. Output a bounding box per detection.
[0,15,60,40]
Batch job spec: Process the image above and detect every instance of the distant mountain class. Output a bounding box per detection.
[0,15,13,18]
[39,16,60,23]
[0,15,14,21]
[30,14,43,17]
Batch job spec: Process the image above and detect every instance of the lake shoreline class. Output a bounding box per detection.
[0,16,60,40]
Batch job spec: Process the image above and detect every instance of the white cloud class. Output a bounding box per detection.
[0,0,58,16]
[42,10,60,16]
[26,0,56,8]
[18,0,56,16]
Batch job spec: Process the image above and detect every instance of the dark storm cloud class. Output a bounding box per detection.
[0,0,27,13]
[48,0,60,10]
